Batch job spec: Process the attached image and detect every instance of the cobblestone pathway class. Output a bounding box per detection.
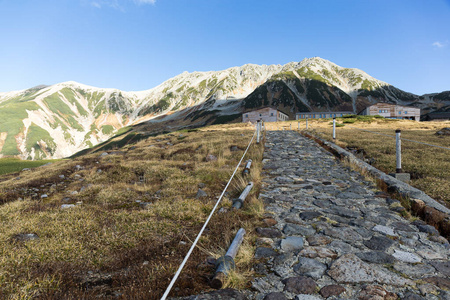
[248,131,450,300]
[182,130,450,300]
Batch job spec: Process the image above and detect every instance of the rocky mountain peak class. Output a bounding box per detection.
[0,58,448,160]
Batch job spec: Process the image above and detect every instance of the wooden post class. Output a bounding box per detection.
[211,228,246,289]
[232,182,253,209]
[290,124,292,130]
[333,117,336,140]
[396,129,402,173]
[242,159,252,175]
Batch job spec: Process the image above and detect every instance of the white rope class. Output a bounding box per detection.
[161,129,257,300]
[344,125,450,151]
[402,137,450,151]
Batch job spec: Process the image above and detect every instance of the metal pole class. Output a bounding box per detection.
[225,228,246,258]
[290,124,292,130]
[232,182,254,209]
[306,118,308,130]
[396,129,402,173]
[242,159,252,175]
[333,117,336,140]
[256,121,260,144]
[298,121,300,130]
[211,228,246,289]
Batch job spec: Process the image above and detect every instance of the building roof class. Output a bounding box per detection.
[296,111,353,114]
[243,106,288,115]
[366,102,419,109]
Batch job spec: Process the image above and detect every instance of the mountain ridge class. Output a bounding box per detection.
[0,57,448,160]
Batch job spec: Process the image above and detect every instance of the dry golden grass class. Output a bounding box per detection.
[0,123,265,299]
[267,118,450,205]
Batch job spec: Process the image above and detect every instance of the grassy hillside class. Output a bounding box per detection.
[0,101,40,156]
[0,123,264,299]
[0,158,60,175]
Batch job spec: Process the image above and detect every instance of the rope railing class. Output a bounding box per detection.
[161,128,258,300]
[291,119,450,151]
[294,119,449,181]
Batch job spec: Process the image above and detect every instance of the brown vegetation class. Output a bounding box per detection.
[0,123,264,299]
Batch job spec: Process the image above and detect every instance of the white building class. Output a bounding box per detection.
[359,103,420,121]
[242,107,289,123]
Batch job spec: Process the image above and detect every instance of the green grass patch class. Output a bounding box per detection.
[101,125,115,135]
[60,88,88,116]
[211,113,242,125]
[0,101,40,155]
[95,132,146,152]
[296,67,328,83]
[116,126,132,136]
[66,116,84,131]
[25,125,56,157]
[43,92,74,116]
[0,158,60,175]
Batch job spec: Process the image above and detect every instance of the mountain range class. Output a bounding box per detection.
[0,57,448,160]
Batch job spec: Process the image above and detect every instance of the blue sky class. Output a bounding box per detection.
[0,0,449,94]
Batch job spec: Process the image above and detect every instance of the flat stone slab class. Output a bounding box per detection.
[306,235,331,246]
[392,250,422,263]
[300,247,337,259]
[414,223,440,236]
[189,289,246,300]
[299,211,322,220]
[319,284,346,298]
[372,225,397,236]
[13,233,39,241]
[61,204,76,209]
[280,237,304,252]
[272,253,297,277]
[255,247,278,259]
[263,292,288,300]
[430,261,450,277]
[328,254,414,286]
[294,296,322,300]
[293,257,327,279]
[256,227,282,238]
[356,251,395,264]
[283,276,317,294]
[282,224,316,236]
[423,276,450,289]
[323,227,362,242]
[363,235,395,251]
[358,285,398,300]
[393,262,436,277]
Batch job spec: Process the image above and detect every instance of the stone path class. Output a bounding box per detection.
[182,130,450,300]
[250,131,450,300]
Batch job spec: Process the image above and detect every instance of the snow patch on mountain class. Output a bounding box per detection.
[1,57,448,160]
